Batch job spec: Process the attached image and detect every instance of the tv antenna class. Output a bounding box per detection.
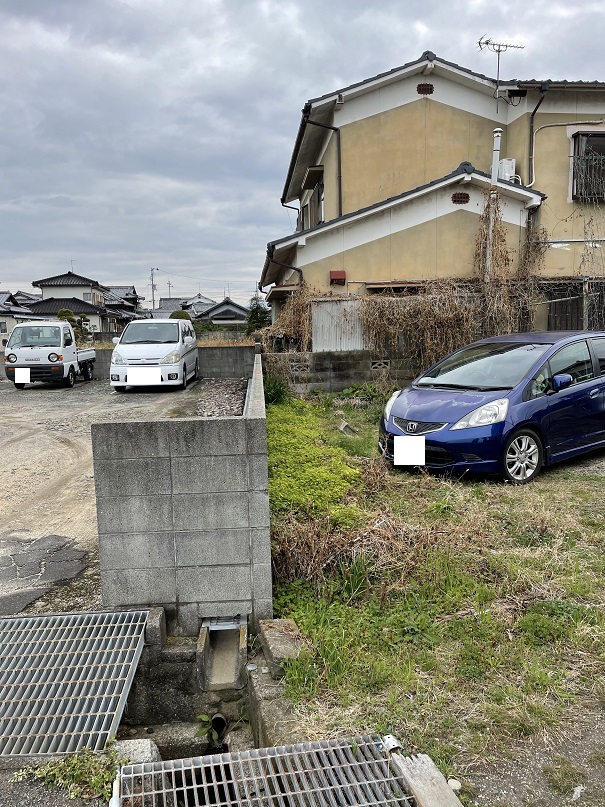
[478,36,524,111]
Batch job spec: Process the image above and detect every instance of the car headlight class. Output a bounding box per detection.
[48,353,58,362]
[6,354,17,363]
[111,351,127,366]
[451,398,509,430]
[383,391,400,423]
[160,351,181,364]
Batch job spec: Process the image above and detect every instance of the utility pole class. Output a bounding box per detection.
[167,280,172,298]
[150,267,159,310]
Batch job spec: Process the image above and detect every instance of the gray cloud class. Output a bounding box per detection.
[1,0,605,303]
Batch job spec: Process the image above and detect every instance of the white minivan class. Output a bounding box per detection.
[110,318,199,392]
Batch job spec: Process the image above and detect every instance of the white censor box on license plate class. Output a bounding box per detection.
[394,435,426,465]
[15,368,30,383]
[127,366,162,385]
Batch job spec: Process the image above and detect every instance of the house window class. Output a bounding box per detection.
[0,322,7,333]
[573,133,605,200]
[83,293,92,301]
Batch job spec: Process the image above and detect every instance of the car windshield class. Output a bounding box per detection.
[7,326,62,348]
[119,322,180,344]
[416,342,550,390]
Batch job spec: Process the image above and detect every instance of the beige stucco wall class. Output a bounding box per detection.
[297,210,524,294]
[529,108,605,277]
[337,99,499,215]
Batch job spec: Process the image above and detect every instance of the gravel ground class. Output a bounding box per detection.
[0,375,248,615]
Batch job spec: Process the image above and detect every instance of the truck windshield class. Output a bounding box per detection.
[119,322,180,344]
[7,326,62,348]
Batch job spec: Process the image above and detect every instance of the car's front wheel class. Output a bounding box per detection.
[502,429,543,484]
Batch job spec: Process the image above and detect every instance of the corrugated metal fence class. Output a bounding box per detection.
[311,299,368,353]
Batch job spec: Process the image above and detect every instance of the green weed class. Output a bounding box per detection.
[542,754,583,794]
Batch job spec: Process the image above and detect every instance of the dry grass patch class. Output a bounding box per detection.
[269,396,605,773]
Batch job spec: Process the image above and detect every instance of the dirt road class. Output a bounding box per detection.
[0,376,196,613]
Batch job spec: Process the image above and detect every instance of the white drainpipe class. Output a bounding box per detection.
[491,127,503,185]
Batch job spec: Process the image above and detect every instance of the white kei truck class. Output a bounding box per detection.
[3,321,96,389]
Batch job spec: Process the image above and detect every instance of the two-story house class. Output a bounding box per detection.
[260,51,605,331]
[28,271,138,333]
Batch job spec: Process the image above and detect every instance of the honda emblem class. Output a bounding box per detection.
[407,422,418,433]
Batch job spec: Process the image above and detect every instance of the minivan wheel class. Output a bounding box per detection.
[14,383,25,390]
[193,359,199,381]
[181,365,187,391]
[503,429,543,484]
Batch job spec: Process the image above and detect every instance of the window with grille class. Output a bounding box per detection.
[573,133,605,200]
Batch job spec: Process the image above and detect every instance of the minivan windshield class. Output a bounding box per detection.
[416,342,550,390]
[119,322,180,344]
[7,325,62,348]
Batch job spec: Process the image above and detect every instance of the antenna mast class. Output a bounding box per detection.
[478,36,525,111]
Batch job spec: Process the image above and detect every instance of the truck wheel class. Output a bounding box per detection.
[83,362,93,381]
[14,383,25,390]
[64,367,76,388]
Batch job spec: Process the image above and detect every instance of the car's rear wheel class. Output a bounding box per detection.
[14,383,25,390]
[193,359,199,381]
[82,362,93,381]
[502,429,543,484]
[113,385,126,393]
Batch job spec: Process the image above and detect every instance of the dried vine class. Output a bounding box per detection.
[263,191,546,373]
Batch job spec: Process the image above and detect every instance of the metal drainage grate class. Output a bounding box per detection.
[0,610,148,756]
[115,735,413,806]
[202,616,247,631]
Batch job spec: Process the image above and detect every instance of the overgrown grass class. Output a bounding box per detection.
[266,392,605,774]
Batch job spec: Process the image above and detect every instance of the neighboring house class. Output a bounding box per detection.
[12,290,42,307]
[183,293,216,318]
[260,50,605,329]
[27,297,109,332]
[150,293,217,319]
[30,271,143,333]
[0,292,43,341]
[195,297,248,327]
[107,285,145,312]
[103,289,141,325]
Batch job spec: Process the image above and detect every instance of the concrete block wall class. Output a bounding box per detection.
[92,354,272,634]
[93,345,255,383]
[264,350,414,393]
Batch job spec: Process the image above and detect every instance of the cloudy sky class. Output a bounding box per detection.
[2,0,605,307]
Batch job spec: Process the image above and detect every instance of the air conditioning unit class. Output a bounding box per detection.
[498,158,516,181]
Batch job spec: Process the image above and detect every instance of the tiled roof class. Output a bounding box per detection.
[27,297,105,315]
[32,271,106,289]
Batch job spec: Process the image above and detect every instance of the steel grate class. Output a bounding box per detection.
[115,735,413,806]
[0,609,148,756]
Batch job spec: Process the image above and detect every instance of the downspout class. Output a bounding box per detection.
[485,128,503,283]
[303,114,343,217]
[258,245,303,292]
[527,84,549,187]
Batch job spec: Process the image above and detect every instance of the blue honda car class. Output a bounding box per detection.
[379,331,605,483]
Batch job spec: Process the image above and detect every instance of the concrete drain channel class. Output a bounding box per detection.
[0,609,463,806]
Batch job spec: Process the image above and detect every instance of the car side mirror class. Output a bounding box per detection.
[112,337,120,344]
[552,373,573,392]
